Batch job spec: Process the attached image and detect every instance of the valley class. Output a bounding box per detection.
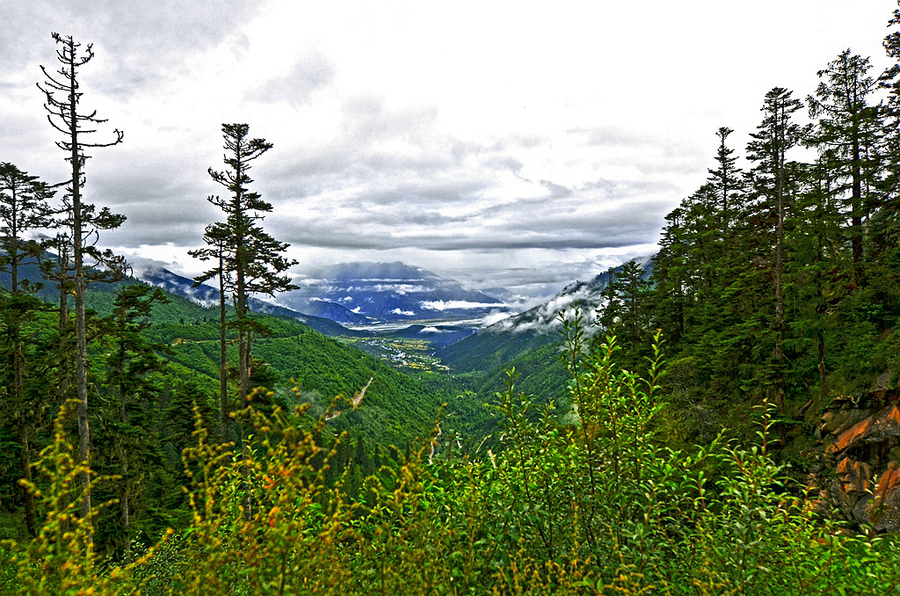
[5,5,900,591]
[342,335,449,373]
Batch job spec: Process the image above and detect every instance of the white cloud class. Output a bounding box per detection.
[421,300,509,311]
[481,311,513,327]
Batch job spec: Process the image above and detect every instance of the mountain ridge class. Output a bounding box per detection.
[137,266,370,338]
[280,261,509,323]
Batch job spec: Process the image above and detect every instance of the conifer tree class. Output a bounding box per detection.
[596,260,651,368]
[0,162,55,536]
[616,259,651,351]
[872,7,900,290]
[190,236,231,442]
[96,284,170,560]
[698,130,748,394]
[596,266,620,332]
[708,127,744,252]
[190,124,297,446]
[0,163,55,295]
[746,87,809,412]
[788,160,847,407]
[878,2,900,208]
[808,50,880,285]
[41,232,75,403]
[37,32,126,523]
[651,207,688,343]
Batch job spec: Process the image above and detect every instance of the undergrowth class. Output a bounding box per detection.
[3,312,899,594]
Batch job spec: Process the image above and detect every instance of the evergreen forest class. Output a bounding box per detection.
[4,5,900,594]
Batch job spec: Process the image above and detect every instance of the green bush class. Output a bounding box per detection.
[6,320,900,594]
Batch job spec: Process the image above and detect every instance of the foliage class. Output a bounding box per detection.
[2,402,149,595]
[6,323,900,595]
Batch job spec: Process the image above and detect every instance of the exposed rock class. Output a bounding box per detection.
[818,407,879,439]
[822,475,858,521]
[871,462,900,533]
[825,405,900,456]
[812,373,900,533]
[835,457,872,494]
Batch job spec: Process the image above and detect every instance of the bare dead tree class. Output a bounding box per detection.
[37,32,126,527]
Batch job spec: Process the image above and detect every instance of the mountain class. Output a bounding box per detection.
[299,299,372,325]
[437,257,653,372]
[138,267,369,338]
[137,267,220,305]
[436,271,611,372]
[279,262,508,323]
[382,323,477,350]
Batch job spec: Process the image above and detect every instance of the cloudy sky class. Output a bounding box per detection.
[1,1,897,304]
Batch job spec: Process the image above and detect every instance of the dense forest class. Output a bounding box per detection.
[4,4,900,594]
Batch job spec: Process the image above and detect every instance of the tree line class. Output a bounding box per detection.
[596,41,900,448]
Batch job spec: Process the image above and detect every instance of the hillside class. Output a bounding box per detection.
[437,258,652,372]
[147,315,446,447]
[437,325,556,373]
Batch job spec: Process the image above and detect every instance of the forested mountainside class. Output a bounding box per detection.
[144,314,446,448]
[5,4,900,593]
[435,261,650,373]
[5,261,447,444]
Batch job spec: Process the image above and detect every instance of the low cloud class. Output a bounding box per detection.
[421,300,508,311]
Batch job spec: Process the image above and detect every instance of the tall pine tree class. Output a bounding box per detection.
[190,124,297,447]
[0,163,56,536]
[808,50,880,285]
[745,87,809,413]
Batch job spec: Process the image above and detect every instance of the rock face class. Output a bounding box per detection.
[813,375,900,533]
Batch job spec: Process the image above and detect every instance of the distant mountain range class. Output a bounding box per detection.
[4,252,653,358]
[278,262,509,323]
[137,263,505,348]
[138,267,368,337]
[141,261,509,326]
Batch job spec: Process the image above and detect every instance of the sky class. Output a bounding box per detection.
[1,0,898,306]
